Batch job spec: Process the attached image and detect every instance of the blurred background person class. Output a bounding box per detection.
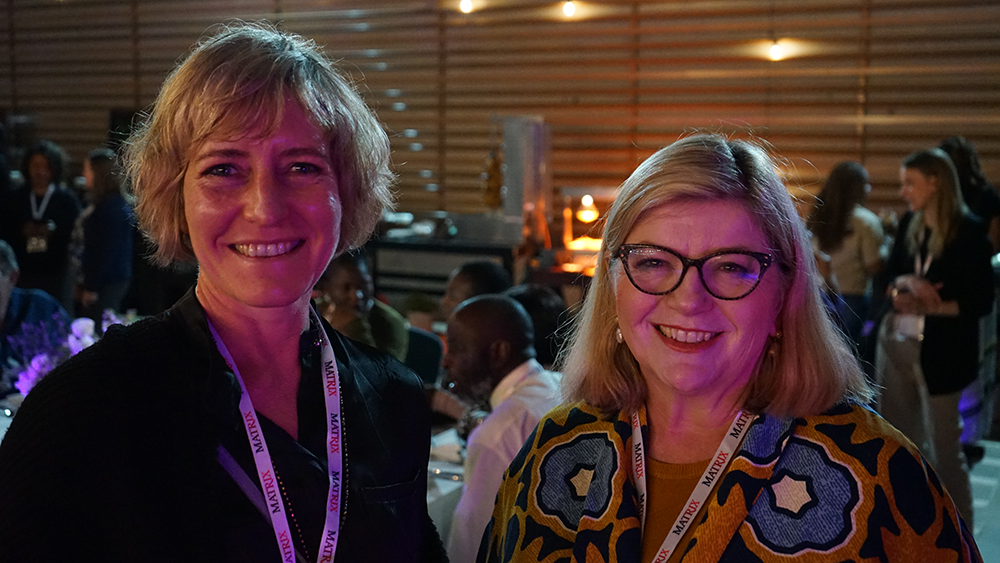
[503,283,567,370]
[809,161,885,354]
[481,134,979,562]
[940,135,1000,466]
[439,260,512,322]
[5,140,81,310]
[314,250,408,362]
[940,136,1000,251]
[71,147,134,324]
[876,147,994,527]
[438,295,560,563]
[0,123,11,224]
[0,240,70,393]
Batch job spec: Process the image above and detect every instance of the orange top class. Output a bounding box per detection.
[639,457,710,563]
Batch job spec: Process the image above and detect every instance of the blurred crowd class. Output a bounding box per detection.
[0,119,997,561]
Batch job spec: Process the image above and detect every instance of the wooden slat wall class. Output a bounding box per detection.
[1,0,997,216]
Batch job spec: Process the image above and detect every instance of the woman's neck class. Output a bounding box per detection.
[645,390,745,465]
[197,283,310,438]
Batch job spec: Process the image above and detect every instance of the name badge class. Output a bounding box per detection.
[26,236,48,254]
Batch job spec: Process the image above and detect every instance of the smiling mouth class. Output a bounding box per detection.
[656,325,719,343]
[231,240,303,258]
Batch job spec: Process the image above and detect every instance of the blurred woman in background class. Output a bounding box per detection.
[6,140,80,309]
[877,147,994,527]
[72,147,134,323]
[809,161,885,351]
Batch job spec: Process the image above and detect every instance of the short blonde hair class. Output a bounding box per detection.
[124,21,394,265]
[560,134,873,418]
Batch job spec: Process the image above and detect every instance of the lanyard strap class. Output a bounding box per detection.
[914,227,932,276]
[208,309,343,563]
[29,184,55,220]
[630,407,755,563]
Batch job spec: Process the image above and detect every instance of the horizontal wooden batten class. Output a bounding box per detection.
[0,0,997,218]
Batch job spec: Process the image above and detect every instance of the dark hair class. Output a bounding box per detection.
[504,284,567,367]
[809,161,870,253]
[455,294,535,359]
[454,261,512,296]
[320,249,371,283]
[20,140,65,188]
[939,136,995,217]
[87,147,123,201]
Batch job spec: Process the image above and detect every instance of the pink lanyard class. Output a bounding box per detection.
[208,309,343,563]
[630,407,755,562]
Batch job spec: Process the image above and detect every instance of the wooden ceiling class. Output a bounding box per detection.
[1,0,997,216]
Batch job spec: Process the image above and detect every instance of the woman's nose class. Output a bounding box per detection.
[244,171,288,224]
[666,267,713,312]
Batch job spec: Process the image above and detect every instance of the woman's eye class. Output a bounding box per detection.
[202,164,235,177]
[633,257,665,271]
[291,162,322,174]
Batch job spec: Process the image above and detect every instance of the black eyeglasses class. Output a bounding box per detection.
[614,244,773,301]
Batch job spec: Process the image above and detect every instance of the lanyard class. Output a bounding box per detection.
[630,407,755,563]
[914,227,932,277]
[208,309,343,563]
[30,184,55,220]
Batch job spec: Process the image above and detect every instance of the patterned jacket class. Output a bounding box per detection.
[479,401,981,562]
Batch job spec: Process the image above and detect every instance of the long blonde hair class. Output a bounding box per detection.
[902,148,967,259]
[559,134,872,417]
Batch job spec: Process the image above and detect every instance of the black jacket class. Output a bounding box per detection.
[880,212,995,395]
[0,290,447,562]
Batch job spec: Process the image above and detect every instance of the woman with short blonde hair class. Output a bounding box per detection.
[0,22,445,562]
[125,21,394,266]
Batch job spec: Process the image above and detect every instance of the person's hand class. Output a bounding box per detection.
[891,275,942,315]
[431,388,469,421]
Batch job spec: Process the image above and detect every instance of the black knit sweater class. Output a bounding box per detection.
[0,290,446,562]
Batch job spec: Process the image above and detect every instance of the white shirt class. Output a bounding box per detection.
[446,359,562,563]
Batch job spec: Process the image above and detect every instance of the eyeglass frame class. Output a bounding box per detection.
[613,243,774,301]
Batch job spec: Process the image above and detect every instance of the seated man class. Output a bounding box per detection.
[504,283,567,370]
[314,251,408,362]
[0,240,70,395]
[438,295,561,563]
[439,260,512,321]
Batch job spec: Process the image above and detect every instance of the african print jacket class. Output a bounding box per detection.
[479,401,981,563]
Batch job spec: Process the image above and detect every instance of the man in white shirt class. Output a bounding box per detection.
[440,295,561,563]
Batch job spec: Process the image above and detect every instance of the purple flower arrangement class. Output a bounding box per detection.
[3,309,142,398]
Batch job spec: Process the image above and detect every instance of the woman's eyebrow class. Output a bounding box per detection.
[190,148,248,163]
[280,146,329,159]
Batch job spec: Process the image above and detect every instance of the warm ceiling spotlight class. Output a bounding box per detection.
[769,40,785,61]
[460,0,472,13]
[563,1,576,17]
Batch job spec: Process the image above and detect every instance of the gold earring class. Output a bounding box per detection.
[768,331,782,356]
